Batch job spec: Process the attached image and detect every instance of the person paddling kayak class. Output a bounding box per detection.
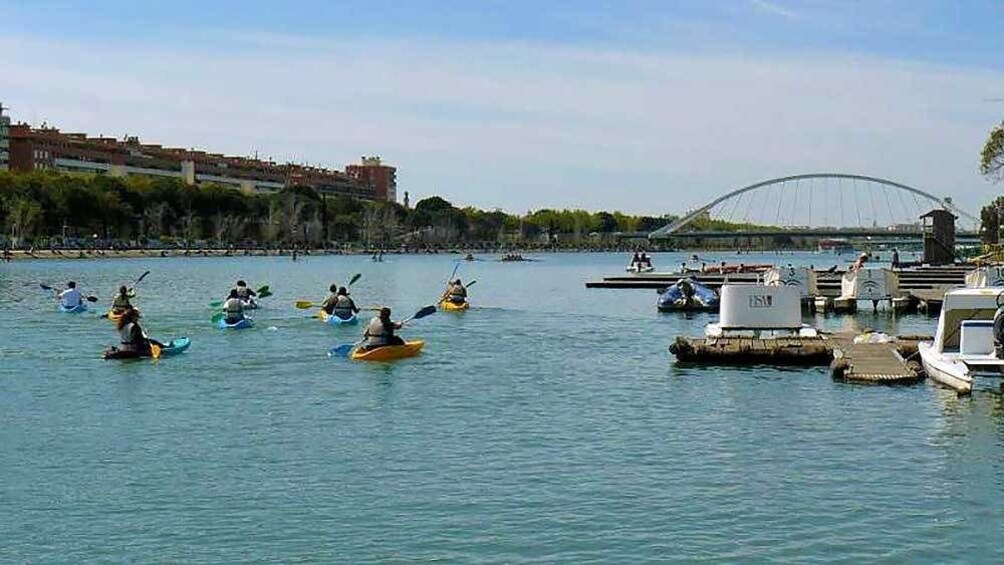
[57,281,83,309]
[112,308,163,357]
[444,278,468,305]
[362,307,405,350]
[322,285,359,320]
[223,289,247,324]
[231,280,257,307]
[111,285,134,314]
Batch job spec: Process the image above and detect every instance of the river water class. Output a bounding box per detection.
[2,251,1003,563]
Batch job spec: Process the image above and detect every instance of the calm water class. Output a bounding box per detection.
[2,251,1003,563]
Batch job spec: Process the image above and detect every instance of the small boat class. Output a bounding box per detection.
[657,278,719,312]
[321,311,359,325]
[439,299,470,312]
[59,302,88,314]
[217,316,254,330]
[351,340,425,362]
[918,288,1004,395]
[704,284,816,338]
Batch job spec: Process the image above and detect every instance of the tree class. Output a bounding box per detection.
[980,196,1004,244]
[981,122,1004,183]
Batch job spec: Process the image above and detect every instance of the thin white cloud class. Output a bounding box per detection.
[749,0,798,20]
[0,34,1000,220]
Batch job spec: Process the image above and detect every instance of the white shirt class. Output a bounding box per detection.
[59,288,82,308]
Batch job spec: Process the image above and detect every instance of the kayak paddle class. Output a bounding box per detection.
[295,274,363,309]
[42,284,99,303]
[208,300,224,308]
[328,305,437,357]
[210,311,224,324]
[150,343,162,359]
[256,285,272,299]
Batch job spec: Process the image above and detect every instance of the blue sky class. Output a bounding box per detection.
[2,0,1003,219]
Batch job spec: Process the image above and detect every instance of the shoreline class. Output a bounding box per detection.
[0,246,675,262]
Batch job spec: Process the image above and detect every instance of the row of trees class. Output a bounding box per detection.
[0,170,762,248]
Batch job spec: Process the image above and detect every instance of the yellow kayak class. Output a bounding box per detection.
[439,300,470,311]
[351,340,425,362]
[106,308,139,322]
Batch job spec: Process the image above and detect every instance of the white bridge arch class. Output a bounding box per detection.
[648,173,977,238]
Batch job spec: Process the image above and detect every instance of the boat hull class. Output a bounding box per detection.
[918,342,973,395]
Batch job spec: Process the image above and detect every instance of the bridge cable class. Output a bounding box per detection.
[822,177,829,227]
[838,177,845,227]
[867,179,879,227]
[881,184,896,227]
[807,178,814,228]
[790,180,800,228]
[774,180,784,226]
[893,184,910,226]
[854,179,863,227]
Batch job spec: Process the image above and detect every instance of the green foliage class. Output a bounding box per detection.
[0,170,762,247]
[981,122,1004,183]
[979,196,1004,244]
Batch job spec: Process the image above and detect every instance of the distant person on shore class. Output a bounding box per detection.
[111,285,134,314]
[891,249,900,269]
[850,253,868,272]
[57,281,83,309]
[362,307,406,351]
[631,251,641,268]
[223,289,247,325]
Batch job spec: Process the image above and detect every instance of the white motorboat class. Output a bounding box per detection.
[918,288,1004,395]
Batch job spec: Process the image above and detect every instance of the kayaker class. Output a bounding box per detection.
[320,284,340,315]
[445,278,468,305]
[223,289,247,324]
[115,308,163,356]
[58,281,83,309]
[111,285,134,314]
[232,280,257,302]
[677,277,696,308]
[850,253,868,272]
[362,307,405,350]
[332,287,359,320]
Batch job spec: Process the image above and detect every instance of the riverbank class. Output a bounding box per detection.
[0,245,655,262]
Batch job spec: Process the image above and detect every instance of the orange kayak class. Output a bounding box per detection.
[351,340,425,362]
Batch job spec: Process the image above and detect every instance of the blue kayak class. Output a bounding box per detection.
[58,302,88,314]
[217,317,254,330]
[322,311,359,326]
[658,278,719,312]
[160,337,192,356]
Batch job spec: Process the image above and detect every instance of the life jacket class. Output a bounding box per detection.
[224,298,245,322]
[364,317,393,347]
[60,288,82,308]
[113,295,132,310]
[119,322,143,352]
[448,285,467,302]
[321,293,339,314]
[334,295,355,312]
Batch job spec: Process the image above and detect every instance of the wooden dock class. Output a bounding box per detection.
[670,333,929,385]
[830,342,923,384]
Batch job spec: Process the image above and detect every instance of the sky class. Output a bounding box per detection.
[1,0,1003,219]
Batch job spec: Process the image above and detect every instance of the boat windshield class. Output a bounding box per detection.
[941,307,996,352]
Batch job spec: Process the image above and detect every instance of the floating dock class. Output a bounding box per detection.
[830,342,924,384]
[670,333,929,385]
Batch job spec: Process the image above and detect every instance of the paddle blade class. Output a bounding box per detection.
[258,289,273,300]
[86,295,99,303]
[210,312,224,324]
[412,305,438,320]
[348,273,362,286]
[327,343,355,358]
[151,343,162,359]
[135,270,151,285]
[39,283,54,291]
[295,300,316,309]
[208,300,223,308]
[466,280,477,287]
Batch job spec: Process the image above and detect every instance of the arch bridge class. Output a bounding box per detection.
[648,173,978,239]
